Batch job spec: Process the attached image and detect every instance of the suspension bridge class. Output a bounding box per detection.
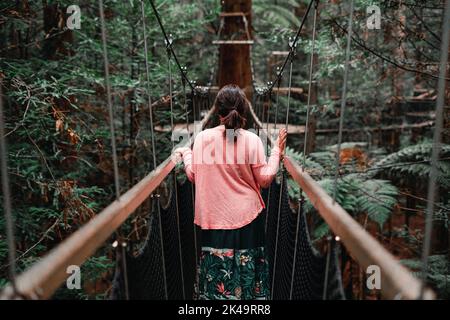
[1,0,449,300]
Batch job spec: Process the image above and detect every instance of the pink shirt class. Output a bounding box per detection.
[181,125,280,230]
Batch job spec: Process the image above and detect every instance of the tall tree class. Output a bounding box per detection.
[217,0,253,98]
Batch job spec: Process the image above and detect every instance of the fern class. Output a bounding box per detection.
[355,179,398,228]
[286,146,398,235]
[285,147,326,199]
[370,143,450,188]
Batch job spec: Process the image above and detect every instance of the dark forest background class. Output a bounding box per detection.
[0,0,449,299]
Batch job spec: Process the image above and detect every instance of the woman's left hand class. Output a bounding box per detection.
[277,128,287,156]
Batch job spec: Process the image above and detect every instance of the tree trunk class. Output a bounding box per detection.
[42,1,74,59]
[217,0,253,99]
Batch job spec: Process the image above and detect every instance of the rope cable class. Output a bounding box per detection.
[284,39,296,131]
[140,0,168,300]
[264,88,273,235]
[332,0,354,203]
[167,41,186,299]
[99,0,129,300]
[322,236,332,300]
[99,0,121,201]
[327,0,354,301]
[274,70,282,130]
[0,79,18,295]
[268,0,315,92]
[289,195,305,299]
[419,0,450,299]
[303,0,319,171]
[140,0,157,169]
[148,0,194,91]
[181,69,198,268]
[272,35,298,300]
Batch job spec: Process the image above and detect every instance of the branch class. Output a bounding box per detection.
[330,19,449,81]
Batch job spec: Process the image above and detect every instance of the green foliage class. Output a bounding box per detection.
[285,147,398,236]
[253,0,303,28]
[371,143,450,188]
[352,178,398,227]
[402,255,450,299]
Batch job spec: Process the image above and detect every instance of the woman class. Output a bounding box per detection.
[175,84,287,300]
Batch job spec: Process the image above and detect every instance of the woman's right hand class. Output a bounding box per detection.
[172,147,191,164]
[277,128,287,156]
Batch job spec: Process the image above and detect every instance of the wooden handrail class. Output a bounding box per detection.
[1,157,175,300]
[248,102,435,300]
[0,107,216,300]
[283,156,434,300]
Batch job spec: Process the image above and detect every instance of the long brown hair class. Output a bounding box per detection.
[214,84,248,137]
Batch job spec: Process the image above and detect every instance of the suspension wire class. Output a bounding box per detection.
[271,35,298,300]
[262,90,267,123]
[181,67,191,150]
[0,80,18,295]
[191,81,197,122]
[99,0,130,300]
[259,91,264,124]
[181,69,198,270]
[268,0,315,92]
[419,0,450,299]
[289,195,305,299]
[264,88,273,235]
[256,93,261,134]
[266,84,272,141]
[119,242,129,299]
[268,0,311,294]
[332,0,354,203]
[249,42,276,234]
[148,4,207,292]
[322,236,332,300]
[323,0,354,302]
[167,40,186,300]
[270,170,283,300]
[207,85,212,113]
[274,69,282,130]
[303,0,319,171]
[99,0,121,201]
[148,0,194,91]
[140,0,168,300]
[284,41,296,131]
[141,0,157,169]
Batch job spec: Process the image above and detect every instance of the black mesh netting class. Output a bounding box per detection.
[111,171,344,300]
[110,176,197,300]
[264,172,345,300]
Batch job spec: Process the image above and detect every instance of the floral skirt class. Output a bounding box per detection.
[196,212,270,300]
